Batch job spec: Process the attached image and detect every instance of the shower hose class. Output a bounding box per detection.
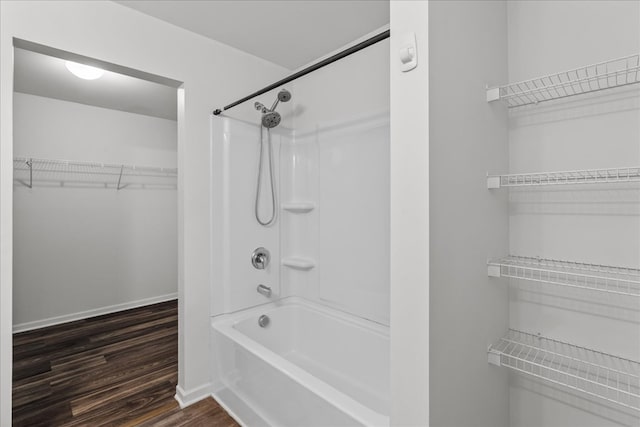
[255,124,277,226]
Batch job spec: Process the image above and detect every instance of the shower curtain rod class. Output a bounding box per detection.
[212,29,390,115]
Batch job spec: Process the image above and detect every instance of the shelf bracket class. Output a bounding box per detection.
[487,347,502,367]
[26,158,33,189]
[487,175,501,189]
[487,263,501,278]
[486,86,501,103]
[117,165,124,190]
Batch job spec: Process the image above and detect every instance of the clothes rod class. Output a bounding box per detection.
[212,29,390,115]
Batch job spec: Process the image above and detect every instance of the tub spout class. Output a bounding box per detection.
[257,284,272,297]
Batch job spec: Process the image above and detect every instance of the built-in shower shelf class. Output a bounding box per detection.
[488,329,640,411]
[487,166,640,189]
[488,256,640,297]
[281,257,315,270]
[282,202,315,213]
[486,53,640,107]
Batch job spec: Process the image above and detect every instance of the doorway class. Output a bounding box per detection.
[11,40,185,424]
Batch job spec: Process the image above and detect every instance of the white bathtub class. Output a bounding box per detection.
[210,297,390,426]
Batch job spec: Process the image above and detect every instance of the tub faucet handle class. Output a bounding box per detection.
[257,284,272,297]
[252,247,270,269]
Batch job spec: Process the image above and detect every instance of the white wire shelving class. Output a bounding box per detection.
[487,53,640,107]
[488,255,640,297]
[487,166,640,189]
[14,157,177,189]
[488,329,640,411]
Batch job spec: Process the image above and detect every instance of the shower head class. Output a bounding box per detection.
[258,88,291,129]
[269,89,292,112]
[262,111,281,128]
[277,89,291,103]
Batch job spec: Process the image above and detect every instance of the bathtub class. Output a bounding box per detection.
[210,297,389,426]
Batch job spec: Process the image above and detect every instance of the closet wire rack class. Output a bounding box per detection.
[487,53,640,107]
[488,329,640,411]
[14,157,177,189]
[487,166,640,188]
[488,255,640,297]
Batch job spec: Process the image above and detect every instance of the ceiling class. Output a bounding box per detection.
[13,1,389,120]
[115,0,390,70]
[14,48,177,120]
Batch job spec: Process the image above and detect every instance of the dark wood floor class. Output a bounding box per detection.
[13,300,239,427]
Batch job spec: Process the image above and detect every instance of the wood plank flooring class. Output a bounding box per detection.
[12,300,239,427]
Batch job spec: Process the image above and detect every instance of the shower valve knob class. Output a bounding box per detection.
[251,247,270,269]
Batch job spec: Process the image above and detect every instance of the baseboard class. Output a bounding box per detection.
[13,293,178,333]
[174,383,212,409]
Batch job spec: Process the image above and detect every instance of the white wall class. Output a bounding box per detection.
[389,1,430,425]
[428,1,510,426]
[13,92,177,330]
[0,1,288,422]
[507,2,640,426]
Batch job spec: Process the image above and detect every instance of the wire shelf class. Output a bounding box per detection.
[488,256,640,297]
[487,54,640,107]
[14,157,177,189]
[487,166,640,188]
[489,329,640,411]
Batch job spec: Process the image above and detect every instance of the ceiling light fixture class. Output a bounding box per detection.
[65,61,104,80]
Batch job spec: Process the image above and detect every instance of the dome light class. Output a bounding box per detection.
[65,61,104,80]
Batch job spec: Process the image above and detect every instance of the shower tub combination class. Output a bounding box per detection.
[210,297,390,426]
[209,28,391,427]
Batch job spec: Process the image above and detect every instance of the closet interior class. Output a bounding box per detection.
[12,46,178,332]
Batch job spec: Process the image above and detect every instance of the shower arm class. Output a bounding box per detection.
[269,97,281,112]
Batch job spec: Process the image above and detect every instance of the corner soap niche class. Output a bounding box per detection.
[282,202,315,213]
[281,257,315,270]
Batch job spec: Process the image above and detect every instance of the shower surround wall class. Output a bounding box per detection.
[212,115,287,315]
[279,37,390,324]
[210,37,389,424]
[211,38,389,322]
